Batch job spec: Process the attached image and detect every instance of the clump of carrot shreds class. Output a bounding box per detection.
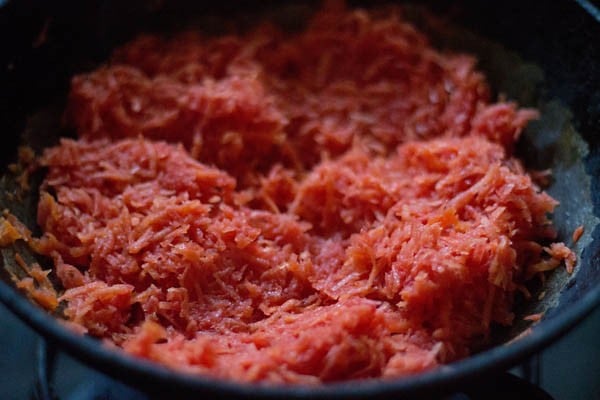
[6,3,576,384]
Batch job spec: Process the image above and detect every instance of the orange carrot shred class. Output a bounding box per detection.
[6,2,573,384]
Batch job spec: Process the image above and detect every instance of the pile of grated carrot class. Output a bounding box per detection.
[5,2,575,383]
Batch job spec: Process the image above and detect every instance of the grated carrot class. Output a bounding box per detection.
[5,2,573,384]
[572,225,584,243]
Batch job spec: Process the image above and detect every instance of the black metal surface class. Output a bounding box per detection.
[1,0,600,399]
[33,338,148,400]
[34,340,57,400]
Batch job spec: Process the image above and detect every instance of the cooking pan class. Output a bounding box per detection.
[1,0,600,398]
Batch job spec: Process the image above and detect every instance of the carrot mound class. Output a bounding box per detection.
[27,4,572,383]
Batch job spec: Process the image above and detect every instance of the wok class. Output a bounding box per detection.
[1,0,599,398]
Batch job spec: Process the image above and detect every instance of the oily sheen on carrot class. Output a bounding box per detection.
[22,3,574,383]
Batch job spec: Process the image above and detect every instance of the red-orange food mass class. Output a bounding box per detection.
[24,3,573,383]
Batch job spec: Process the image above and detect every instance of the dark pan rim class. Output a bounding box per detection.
[1,262,599,399]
